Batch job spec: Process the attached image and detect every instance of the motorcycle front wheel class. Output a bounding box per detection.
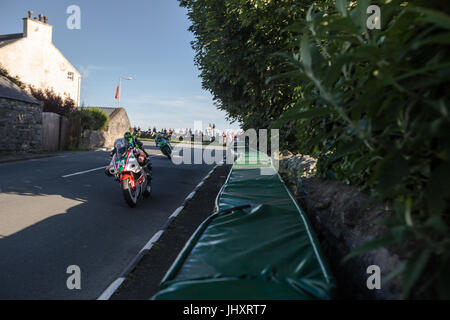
[162,146,172,159]
[121,179,138,208]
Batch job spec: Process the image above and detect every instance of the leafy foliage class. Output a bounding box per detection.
[28,86,76,116]
[0,64,76,116]
[84,108,109,131]
[180,0,450,298]
[67,108,109,150]
[69,108,109,131]
[0,64,25,89]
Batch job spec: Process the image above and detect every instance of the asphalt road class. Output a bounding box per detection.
[0,142,223,299]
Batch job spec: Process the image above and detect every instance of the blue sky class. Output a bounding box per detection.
[0,0,240,131]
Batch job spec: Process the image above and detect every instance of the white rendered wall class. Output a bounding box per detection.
[0,18,81,105]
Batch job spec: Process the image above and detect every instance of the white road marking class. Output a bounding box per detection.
[62,166,106,178]
[185,191,196,201]
[141,230,164,252]
[195,181,204,190]
[97,277,125,300]
[169,206,184,219]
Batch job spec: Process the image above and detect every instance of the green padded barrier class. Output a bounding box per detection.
[153,151,335,300]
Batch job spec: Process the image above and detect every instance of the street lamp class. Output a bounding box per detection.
[117,76,133,108]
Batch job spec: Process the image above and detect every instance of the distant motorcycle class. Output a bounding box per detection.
[156,136,172,160]
[106,138,152,207]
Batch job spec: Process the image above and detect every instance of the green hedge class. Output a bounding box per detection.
[180,0,450,298]
[69,108,109,131]
[67,108,109,150]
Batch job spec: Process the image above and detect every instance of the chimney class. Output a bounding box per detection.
[23,11,53,42]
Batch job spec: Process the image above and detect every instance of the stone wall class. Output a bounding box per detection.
[279,151,403,299]
[80,108,131,149]
[0,97,43,153]
[103,108,132,148]
[80,130,106,149]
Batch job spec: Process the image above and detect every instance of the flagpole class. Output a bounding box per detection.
[116,76,132,108]
[117,77,121,108]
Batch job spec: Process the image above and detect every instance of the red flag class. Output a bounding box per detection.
[115,86,120,99]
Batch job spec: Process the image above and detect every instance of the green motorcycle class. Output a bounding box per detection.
[156,135,172,160]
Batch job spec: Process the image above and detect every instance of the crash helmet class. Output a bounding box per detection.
[124,132,134,144]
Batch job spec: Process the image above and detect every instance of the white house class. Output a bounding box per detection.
[0,11,81,105]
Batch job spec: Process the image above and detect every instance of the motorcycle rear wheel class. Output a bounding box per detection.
[121,179,138,208]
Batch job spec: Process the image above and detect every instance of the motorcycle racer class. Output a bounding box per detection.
[104,136,152,207]
[155,132,165,147]
[106,132,152,179]
[155,132,172,159]
[124,132,149,155]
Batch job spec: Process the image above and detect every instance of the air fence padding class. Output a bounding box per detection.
[153,151,335,300]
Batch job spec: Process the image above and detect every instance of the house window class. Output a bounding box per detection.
[67,72,74,81]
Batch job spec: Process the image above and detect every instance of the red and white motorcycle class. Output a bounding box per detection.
[106,138,152,207]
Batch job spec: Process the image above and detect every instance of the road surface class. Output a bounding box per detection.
[0,142,222,299]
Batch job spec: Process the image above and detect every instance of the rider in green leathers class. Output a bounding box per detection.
[124,132,147,155]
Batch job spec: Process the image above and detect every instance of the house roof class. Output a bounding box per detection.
[0,33,23,49]
[0,33,23,41]
[0,76,40,104]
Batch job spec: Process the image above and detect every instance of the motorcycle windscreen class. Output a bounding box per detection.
[116,146,128,158]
